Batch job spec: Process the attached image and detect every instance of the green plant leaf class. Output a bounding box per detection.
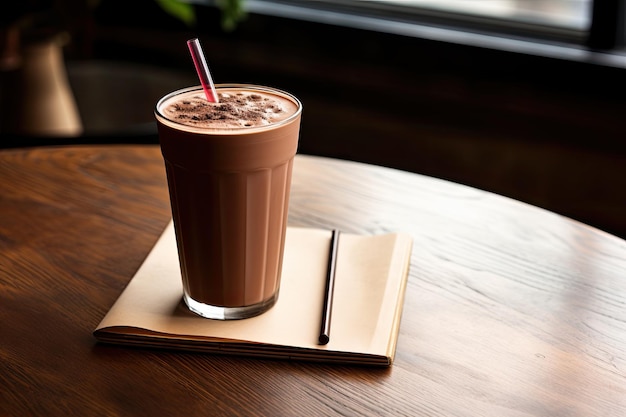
[155,0,196,27]
[218,0,246,31]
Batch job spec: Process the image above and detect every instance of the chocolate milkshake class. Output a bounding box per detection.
[155,84,302,319]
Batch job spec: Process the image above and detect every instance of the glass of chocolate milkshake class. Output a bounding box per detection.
[155,84,302,319]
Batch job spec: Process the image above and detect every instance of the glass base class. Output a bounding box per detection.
[183,292,279,320]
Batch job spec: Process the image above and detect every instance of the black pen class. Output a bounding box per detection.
[319,229,340,345]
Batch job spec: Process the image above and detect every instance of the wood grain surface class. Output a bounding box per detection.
[1,145,625,417]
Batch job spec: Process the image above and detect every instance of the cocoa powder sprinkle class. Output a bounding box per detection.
[163,90,295,128]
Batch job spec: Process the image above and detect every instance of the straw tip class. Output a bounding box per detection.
[186,37,218,103]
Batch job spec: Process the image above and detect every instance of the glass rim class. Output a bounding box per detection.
[155,84,302,134]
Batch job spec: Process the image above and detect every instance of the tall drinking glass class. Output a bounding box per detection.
[155,84,302,319]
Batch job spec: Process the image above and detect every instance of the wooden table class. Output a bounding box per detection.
[1,145,625,416]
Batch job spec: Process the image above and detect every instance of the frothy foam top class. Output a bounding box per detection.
[160,88,299,129]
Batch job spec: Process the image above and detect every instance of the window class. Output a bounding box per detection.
[239,0,625,65]
[373,0,591,32]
